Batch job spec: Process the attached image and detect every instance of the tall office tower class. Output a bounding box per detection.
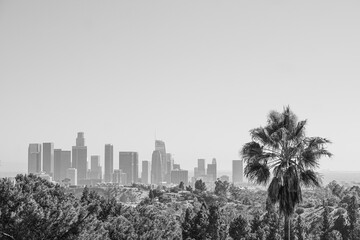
[151,150,163,184]
[90,155,102,180]
[76,132,85,146]
[61,151,71,180]
[207,158,217,181]
[42,142,54,176]
[171,169,188,185]
[198,159,206,176]
[66,168,77,185]
[112,169,127,185]
[54,149,71,182]
[54,149,62,181]
[155,140,167,180]
[28,143,42,174]
[232,160,244,183]
[119,152,138,184]
[104,144,113,182]
[165,153,174,183]
[72,132,87,181]
[141,160,151,184]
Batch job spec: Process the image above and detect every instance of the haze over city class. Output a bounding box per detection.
[1,0,360,173]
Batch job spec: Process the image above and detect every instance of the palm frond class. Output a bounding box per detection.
[300,170,322,187]
[306,137,332,149]
[240,141,263,161]
[278,166,302,216]
[267,110,282,126]
[268,177,281,203]
[291,120,307,140]
[300,150,320,169]
[250,127,276,147]
[244,161,270,185]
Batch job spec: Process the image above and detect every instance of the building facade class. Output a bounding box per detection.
[171,169,188,185]
[198,159,206,176]
[72,132,87,182]
[28,143,42,174]
[155,140,167,180]
[90,155,102,180]
[104,144,113,182]
[207,158,217,182]
[151,150,163,184]
[66,168,77,185]
[113,169,127,185]
[42,142,54,176]
[54,149,71,182]
[141,160,151,184]
[119,152,138,184]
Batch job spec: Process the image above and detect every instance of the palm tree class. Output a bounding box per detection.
[240,106,332,240]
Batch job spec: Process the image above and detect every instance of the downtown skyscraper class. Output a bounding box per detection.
[54,149,71,182]
[90,155,102,180]
[42,142,54,176]
[151,150,163,184]
[155,140,167,181]
[207,158,217,181]
[72,132,87,182]
[28,143,41,174]
[165,153,174,183]
[141,160,151,184]
[119,152,138,184]
[104,144,113,182]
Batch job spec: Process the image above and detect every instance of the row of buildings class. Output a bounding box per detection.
[28,132,244,186]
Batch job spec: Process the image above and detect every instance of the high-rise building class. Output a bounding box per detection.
[42,142,54,176]
[76,132,85,146]
[141,160,151,184]
[72,132,87,182]
[66,168,77,185]
[165,153,174,183]
[104,144,113,182]
[198,159,206,176]
[207,158,217,181]
[28,143,42,174]
[119,152,138,184]
[232,160,244,183]
[155,140,167,180]
[112,169,127,185]
[54,149,71,182]
[54,149,62,181]
[173,164,180,170]
[151,150,163,184]
[90,155,102,180]
[171,169,188,185]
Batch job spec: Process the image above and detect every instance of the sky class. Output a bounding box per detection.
[1,1,360,173]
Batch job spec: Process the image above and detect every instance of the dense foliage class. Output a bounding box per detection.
[1,175,360,240]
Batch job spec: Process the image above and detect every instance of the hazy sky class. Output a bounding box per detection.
[1,1,360,173]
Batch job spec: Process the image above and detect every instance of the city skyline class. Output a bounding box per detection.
[24,133,237,175]
[25,134,237,187]
[1,1,359,173]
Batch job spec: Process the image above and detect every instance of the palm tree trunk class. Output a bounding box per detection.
[285,215,291,240]
[288,216,291,240]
